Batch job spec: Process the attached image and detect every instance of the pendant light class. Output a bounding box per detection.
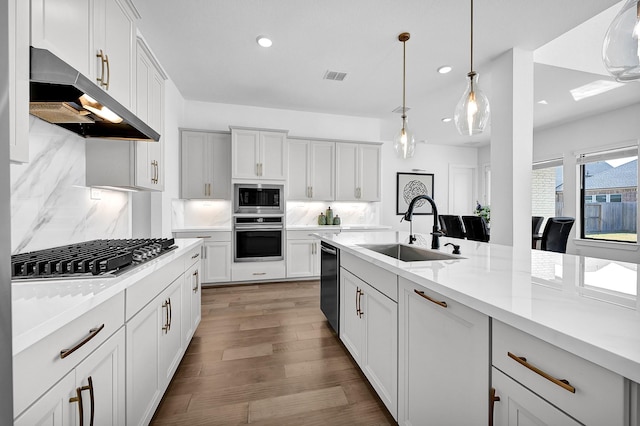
[394,32,416,159]
[454,0,490,136]
[603,0,640,82]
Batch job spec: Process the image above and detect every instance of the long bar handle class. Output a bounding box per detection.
[168,297,172,331]
[358,288,364,318]
[193,270,199,293]
[355,287,361,316]
[162,300,170,333]
[507,352,576,393]
[96,50,106,87]
[489,387,500,426]
[60,324,105,359]
[104,54,110,90]
[320,245,336,255]
[414,289,448,308]
[69,376,95,426]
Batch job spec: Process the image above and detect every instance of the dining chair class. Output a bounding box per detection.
[439,215,466,239]
[532,216,544,235]
[540,217,575,253]
[461,216,490,242]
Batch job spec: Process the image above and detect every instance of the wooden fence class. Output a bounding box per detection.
[584,202,637,234]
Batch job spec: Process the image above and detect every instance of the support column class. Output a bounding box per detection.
[490,48,534,250]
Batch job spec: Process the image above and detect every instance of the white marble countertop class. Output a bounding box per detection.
[172,227,231,233]
[287,224,392,231]
[11,238,203,356]
[317,231,640,383]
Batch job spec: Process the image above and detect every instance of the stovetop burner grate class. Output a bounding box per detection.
[11,238,176,280]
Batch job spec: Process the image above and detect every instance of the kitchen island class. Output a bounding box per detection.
[317,231,640,425]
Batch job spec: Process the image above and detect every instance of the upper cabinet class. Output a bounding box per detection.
[91,0,138,109]
[287,139,335,201]
[231,128,287,180]
[134,37,166,190]
[180,130,231,199]
[9,0,29,163]
[335,142,381,201]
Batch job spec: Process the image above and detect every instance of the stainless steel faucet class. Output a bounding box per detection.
[402,194,443,249]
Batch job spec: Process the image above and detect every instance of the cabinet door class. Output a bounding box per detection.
[9,0,29,163]
[93,0,135,109]
[361,284,397,418]
[339,269,364,362]
[14,371,74,426]
[182,263,201,346]
[359,144,381,201]
[202,241,231,283]
[159,281,184,389]
[335,143,359,200]
[75,328,126,426]
[492,368,580,426]
[232,129,260,178]
[31,0,91,76]
[260,131,287,180]
[309,141,335,200]
[209,132,231,199]
[398,278,489,425]
[126,294,162,425]
[181,131,208,198]
[286,239,316,278]
[287,139,310,199]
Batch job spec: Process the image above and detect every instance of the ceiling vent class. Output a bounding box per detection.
[323,70,347,81]
[392,106,411,113]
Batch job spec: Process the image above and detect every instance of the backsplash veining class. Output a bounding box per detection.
[10,117,130,254]
[172,199,232,229]
[286,202,380,225]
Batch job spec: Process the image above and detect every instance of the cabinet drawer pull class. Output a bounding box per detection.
[253,272,267,276]
[414,289,448,308]
[507,352,576,393]
[192,252,201,259]
[69,376,95,426]
[60,324,105,359]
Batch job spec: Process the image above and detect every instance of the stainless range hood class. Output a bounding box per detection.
[29,47,160,141]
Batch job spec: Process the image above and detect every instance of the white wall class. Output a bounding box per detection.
[534,101,640,262]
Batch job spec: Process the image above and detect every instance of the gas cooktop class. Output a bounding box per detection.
[11,238,176,280]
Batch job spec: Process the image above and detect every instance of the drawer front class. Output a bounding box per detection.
[13,291,125,416]
[492,320,627,425]
[286,230,317,240]
[126,257,184,320]
[341,252,397,301]
[231,261,285,282]
[174,231,231,242]
[184,244,202,270]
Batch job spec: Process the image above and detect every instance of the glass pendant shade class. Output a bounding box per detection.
[454,72,490,136]
[394,116,415,159]
[603,0,640,81]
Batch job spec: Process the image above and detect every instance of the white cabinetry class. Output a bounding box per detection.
[9,0,29,163]
[91,0,138,109]
[286,231,320,278]
[180,130,231,199]
[287,139,335,200]
[31,0,92,76]
[335,142,381,201]
[134,37,166,190]
[491,320,627,426]
[231,128,287,180]
[173,232,232,284]
[339,262,397,419]
[398,277,489,425]
[182,261,202,346]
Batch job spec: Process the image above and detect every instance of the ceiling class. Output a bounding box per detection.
[132,0,640,146]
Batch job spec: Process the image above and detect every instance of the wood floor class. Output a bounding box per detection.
[150,280,396,425]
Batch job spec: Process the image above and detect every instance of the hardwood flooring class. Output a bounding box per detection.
[150,280,396,425]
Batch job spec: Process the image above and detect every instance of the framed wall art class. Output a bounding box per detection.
[396,172,435,215]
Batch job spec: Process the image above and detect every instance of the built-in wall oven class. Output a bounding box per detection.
[234,215,284,262]
[234,183,284,214]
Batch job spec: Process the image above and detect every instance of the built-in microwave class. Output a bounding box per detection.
[234,183,284,214]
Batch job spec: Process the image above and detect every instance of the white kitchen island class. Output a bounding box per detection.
[317,231,640,425]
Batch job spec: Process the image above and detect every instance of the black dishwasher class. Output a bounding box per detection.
[320,241,340,333]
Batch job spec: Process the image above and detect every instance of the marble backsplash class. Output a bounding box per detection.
[10,117,130,254]
[286,202,380,226]
[171,199,232,229]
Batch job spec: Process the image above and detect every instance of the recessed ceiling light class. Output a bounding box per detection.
[537,100,548,105]
[569,80,624,101]
[256,35,272,48]
[441,117,452,123]
[437,66,452,74]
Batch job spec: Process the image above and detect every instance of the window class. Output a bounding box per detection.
[532,158,564,229]
[578,146,638,243]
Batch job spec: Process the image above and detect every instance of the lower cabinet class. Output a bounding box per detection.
[182,261,202,346]
[15,327,126,426]
[398,277,489,425]
[491,368,580,426]
[340,268,397,419]
[126,276,183,426]
[286,235,320,278]
[173,232,232,284]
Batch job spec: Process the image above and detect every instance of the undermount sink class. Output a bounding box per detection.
[358,243,464,262]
